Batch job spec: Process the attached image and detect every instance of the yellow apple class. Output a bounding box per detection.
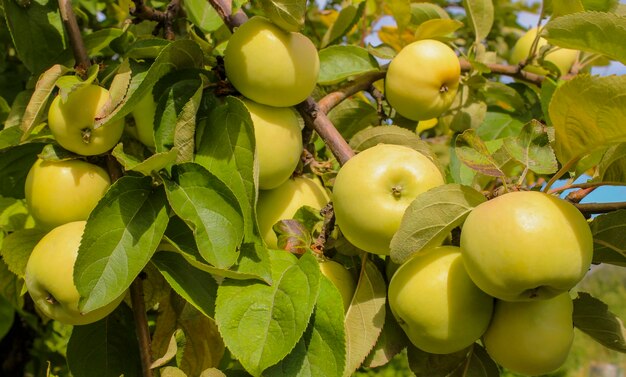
[509,27,578,76]
[388,246,493,354]
[224,16,319,107]
[332,144,444,255]
[483,293,574,376]
[48,84,125,156]
[25,158,111,230]
[385,39,460,121]
[460,191,593,301]
[319,260,356,312]
[24,221,125,325]
[129,93,157,148]
[256,176,330,249]
[243,99,303,190]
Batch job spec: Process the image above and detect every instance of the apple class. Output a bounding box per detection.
[509,27,578,76]
[24,221,125,325]
[385,39,460,121]
[388,246,493,354]
[48,84,125,156]
[460,190,593,301]
[244,99,303,190]
[332,144,444,255]
[25,158,111,230]
[224,16,319,107]
[483,293,574,376]
[319,260,356,312]
[256,176,330,249]
[129,93,157,148]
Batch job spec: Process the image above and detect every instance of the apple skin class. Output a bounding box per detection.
[257,176,330,249]
[130,93,157,148]
[224,16,319,107]
[483,293,574,376]
[24,221,125,325]
[25,158,111,230]
[243,99,303,190]
[388,246,493,354]
[319,260,356,312]
[460,191,593,301]
[509,27,578,76]
[48,84,124,156]
[332,144,444,255]
[385,39,460,121]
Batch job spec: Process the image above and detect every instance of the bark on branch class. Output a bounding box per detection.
[130,0,183,40]
[58,0,91,73]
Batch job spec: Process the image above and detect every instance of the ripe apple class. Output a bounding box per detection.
[48,84,125,156]
[332,144,444,255]
[224,16,319,107]
[25,158,111,230]
[460,190,593,301]
[243,99,303,190]
[483,293,574,376]
[385,39,460,121]
[509,27,578,76]
[319,260,356,312]
[24,221,125,325]
[388,246,493,354]
[256,176,330,249]
[129,93,157,148]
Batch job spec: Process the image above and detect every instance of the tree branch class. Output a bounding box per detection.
[130,0,182,40]
[131,277,153,377]
[574,202,626,215]
[58,0,91,73]
[206,0,247,31]
[459,59,545,86]
[318,70,386,114]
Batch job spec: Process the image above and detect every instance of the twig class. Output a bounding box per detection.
[58,0,91,73]
[459,59,545,86]
[548,181,626,195]
[130,0,182,40]
[318,70,386,114]
[131,277,153,377]
[206,0,247,31]
[574,202,626,215]
[566,186,597,203]
[312,202,336,254]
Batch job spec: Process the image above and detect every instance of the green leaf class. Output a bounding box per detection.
[343,259,386,377]
[475,111,525,141]
[0,295,14,340]
[161,367,188,377]
[596,143,626,182]
[320,2,366,48]
[410,3,449,25]
[75,177,169,312]
[4,90,32,129]
[0,143,44,198]
[590,209,626,266]
[543,11,626,65]
[551,0,585,17]
[0,127,23,150]
[0,196,32,232]
[573,292,626,352]
[390,184,487,264]
[408,345,471,376]
[1,0,66,73]
[479,82,526,112]
[466,344,500,377]
[152,251,218,319]
[0,259,24,309]
[581,0,619,12]
[184,0,223,33]
[261,0,306,32]
[455,129,507,177]
[327,98,379,140]
[389,0,411,31]
[274,219,312,255]
[549,75,626,166]
[112,144,178,176]
[67,304,142,377]
[363,303,409,368]
[215,251,321,377]
[163,163,244,269]
[0,229,45,277]
[462,0,494,41]
[504,120,558,175]
[414,19,464,41]
[264,274,346,377]
[318,46,379,85]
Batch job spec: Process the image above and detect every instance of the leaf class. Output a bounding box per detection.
[455,129,507,177]
[407,345,471,377]
[184,0,223,33]
[4,90,32,129]
[0,127,23,150]
[573,291,626,352]
[0,295,14,340]
[463,0,494,41]
[261,0,306,32]
[320,2,366,48]
[215,251,321,377]
[274,220,312,255]
[596,143,626,182]
[549,75,626,166]
[66,304,142,377]
[318,46,379,85]
[349,125,437,166]
[112,144,178,176]
[504,120,558,174]
[0,143,44,198]
[390,184,487,264]
[152,329,183,368]
[74,177,169,312]
[152,251,218,319]
[264,275,346,377]
[0,196,32,232]
[163,163,244,269]
[363,302,409,368]
[327,98,379,140]
[475,112,525,141]
[343,259,386,377]
[410,3,450,25]
[389,0,411,31]
[465,344,500,377]
[0,229,46,277]
[0,259,24,309]
[551,0,585,17]
[161,367,188,377]
[414,19,464,41]
[543,11,626,65]
[590,210,626,266]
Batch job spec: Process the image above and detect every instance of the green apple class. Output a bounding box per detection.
[385,39,460,121]
[24,221,125,325]
[244,99,303,190]
[509,27,578,76]
[129,93,157,148]
[333,144,444,255]
[483,293,574,376]
[388,246,493,354]
[460,191,593,301]
[48,84,125,156]
[25,158,111,230]
[319,260,356,312]
[224,16,319,107]
[257,176,330,249]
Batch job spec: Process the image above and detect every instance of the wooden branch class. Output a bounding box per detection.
[58,0,91,73]
[130,0,182,40]
[206,0,247,31]
[131,277,154,377]
[318,70,386,114]
[459,59,545,86]
[574,202,626,215]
